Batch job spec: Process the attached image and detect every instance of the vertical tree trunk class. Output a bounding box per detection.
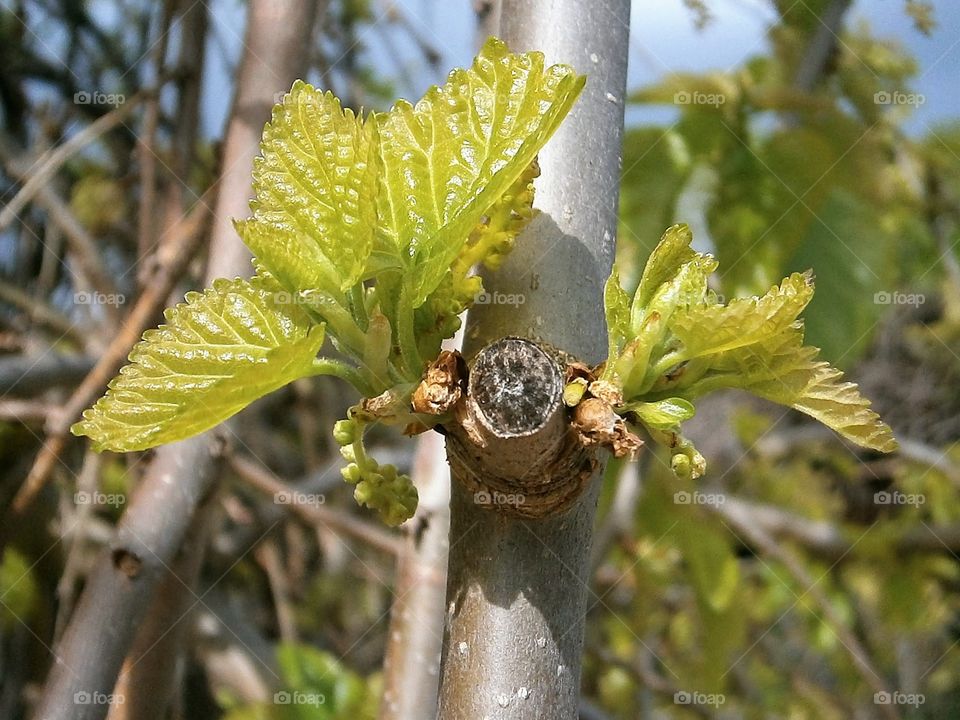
[437,2,631,718]
[30,3,318,719]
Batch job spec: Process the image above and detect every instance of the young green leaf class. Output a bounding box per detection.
[239,81,378,294]
[608,224,897,478]
[669,271,814,360]
[620,397,696,430]
[72,276,327,452]
[72,39,591,526]
[703,330,898,452]
[377,36,585,307]
[603,266,632,369]
[632,223,697,322]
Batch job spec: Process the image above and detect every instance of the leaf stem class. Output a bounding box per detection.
[350,283,369,331]
[311,357,372,395]
[397,282,424,380]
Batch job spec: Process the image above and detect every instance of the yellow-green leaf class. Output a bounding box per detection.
[603,266,631,365]
[621,397,695,429]
[242,81,378,293]
[633,223,697,316]
[72,276,326,452]
[377,36,585,306]
[710,330,898,452]
[671,271,814,359]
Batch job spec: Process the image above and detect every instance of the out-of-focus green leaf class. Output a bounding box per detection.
[0,549,38,630]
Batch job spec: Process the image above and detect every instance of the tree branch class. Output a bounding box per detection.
[227,452,401,558]
[437,2,631,716]
[0,92,144,233]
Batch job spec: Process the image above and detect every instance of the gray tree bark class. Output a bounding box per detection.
[437,1,631,718]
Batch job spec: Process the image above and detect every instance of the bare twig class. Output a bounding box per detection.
[0,276,80,340]
[105,492,220,720]
[33,3,320,714]
[714,494,960,558]
[227,453,401,558]
[897,436,960,487]
[0,146,120,318]
[31,434,225,720]
[53,450,103,642]
[0,399,54,424]
[255,539,298,644]
[135,1,174,279]
[0,94,144,232]
[0,353,95,396]
[791,0,853,95]
[31,182,122,310]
